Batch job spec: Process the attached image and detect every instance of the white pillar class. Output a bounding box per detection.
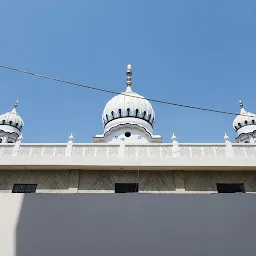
[224,133,234,157]
[171,133,180,157]
[2,136,8,143]
[249,134,255,143]
[65,133,74,156]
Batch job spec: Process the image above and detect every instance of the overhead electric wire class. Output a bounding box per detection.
[0,64,251,118]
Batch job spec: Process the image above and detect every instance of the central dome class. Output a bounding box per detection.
[102,65,155,133]
[102,90,155,127]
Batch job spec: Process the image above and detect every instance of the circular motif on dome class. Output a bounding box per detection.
[125,131,131,137]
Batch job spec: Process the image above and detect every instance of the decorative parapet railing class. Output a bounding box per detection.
[0,144,121,158]
[125,144,223,158]
[0,142,256,159]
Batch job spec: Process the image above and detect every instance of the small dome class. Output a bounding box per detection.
[0,101,24,131]
[233,100,256,131]
[102,65,155,130]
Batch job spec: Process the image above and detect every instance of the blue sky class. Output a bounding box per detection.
[0,0,256,143]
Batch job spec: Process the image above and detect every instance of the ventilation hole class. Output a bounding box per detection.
[119,109,122,117]
[8,141,13,143]
[143,111,146,118]
[135,109,139,117]
[106,114,109,121]
[0,138,2,143]
[9,121,12,126]
[148,114,151,121]
[238,123,241,127]
[252,120,255,124]
[125,132,131,137]
[127,108,130,116]
[245,121,248,125]
[111,111,115,119]
[2,120,5,125]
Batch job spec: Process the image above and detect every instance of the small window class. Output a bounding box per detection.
[125,131,131,137]
[0,138,2,143]
[148,114,151,121]
[9,121,12,126]
[245,121,248,125]
[106,114,109,121]
[115,183,139,193]
[252,120,255,124]
[111,111,115,119]
[238,123,241,127]
[118,109,122,117]
[12,184,37,193]
[143,111,146,118]
[127,108,130,116]
[135,109,139,117]
[15,123,19,127]
[152,118,155,125]
[2,120,5,125]
[216,183,245,193]
[8,141,14,143]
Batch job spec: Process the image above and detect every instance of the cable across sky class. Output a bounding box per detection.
[0,64,251,118]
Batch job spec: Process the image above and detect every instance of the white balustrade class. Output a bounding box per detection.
[18,144,66,157]
[72,144,120,157]
[0,143,255,159]
[232,145,256,158]
[179,144,227,158]
[0,144,15,157]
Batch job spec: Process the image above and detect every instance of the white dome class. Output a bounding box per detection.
[102,90,155,127]
[102,65,155,133]
[0,101,24,131]
[233,101,256,131]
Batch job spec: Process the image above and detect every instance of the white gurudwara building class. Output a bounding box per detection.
[0,64,256,194]
[1,65,256,256]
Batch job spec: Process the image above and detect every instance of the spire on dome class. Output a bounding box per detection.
[14,100,18,108]
[126,64,132,92]
[239,100,244,109]
[239,100,247,115]
[11,100,18,114]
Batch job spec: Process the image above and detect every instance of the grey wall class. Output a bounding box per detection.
[16,194,256,256]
